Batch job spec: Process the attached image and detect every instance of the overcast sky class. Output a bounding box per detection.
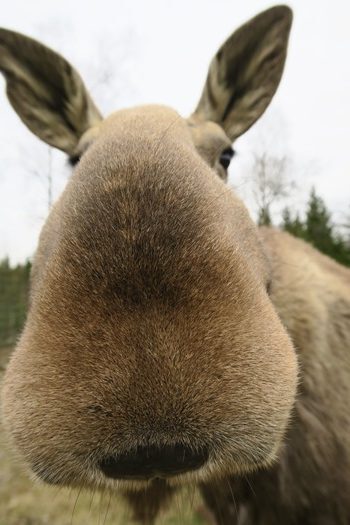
[1,0,349,264]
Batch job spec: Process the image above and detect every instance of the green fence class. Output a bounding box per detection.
[0,259,31,348]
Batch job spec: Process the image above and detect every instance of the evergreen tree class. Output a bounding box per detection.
[282,207,306,239]
[0,258,31,347]
[281,188,350,267]
[305,188,334,254]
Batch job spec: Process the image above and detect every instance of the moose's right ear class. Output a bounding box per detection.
[0,28,102,156]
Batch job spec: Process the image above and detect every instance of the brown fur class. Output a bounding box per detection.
[1,6,348,525]
[200,229,350,524]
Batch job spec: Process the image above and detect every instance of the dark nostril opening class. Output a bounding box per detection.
[99,443,209,480]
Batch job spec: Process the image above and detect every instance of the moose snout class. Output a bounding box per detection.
[98,443,209,480]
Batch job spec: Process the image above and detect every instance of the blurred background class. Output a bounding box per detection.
[0,0,349,523]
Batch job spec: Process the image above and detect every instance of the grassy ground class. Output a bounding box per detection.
[0,347,206,525]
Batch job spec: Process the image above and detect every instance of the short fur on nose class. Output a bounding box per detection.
[99,444,209,480]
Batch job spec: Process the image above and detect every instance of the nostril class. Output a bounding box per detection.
[99,443,209,480]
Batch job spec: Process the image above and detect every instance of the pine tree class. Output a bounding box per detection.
[281,189,350,267]
[304,188,334,255]
[0,258,31,347]
[282,207,306,239]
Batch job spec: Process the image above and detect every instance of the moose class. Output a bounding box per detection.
[1,5,350,524]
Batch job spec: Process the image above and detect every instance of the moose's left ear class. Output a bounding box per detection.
[193,5,293,140]
[0,28,102,155]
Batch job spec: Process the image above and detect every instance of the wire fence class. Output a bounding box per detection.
[0,259,30,348]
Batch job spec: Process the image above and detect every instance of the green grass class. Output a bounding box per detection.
[0,347,207,525]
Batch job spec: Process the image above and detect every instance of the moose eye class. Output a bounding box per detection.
[69,154,81,167]
[219,147,235,169]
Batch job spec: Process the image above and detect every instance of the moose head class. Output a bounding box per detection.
[0,4,297,514]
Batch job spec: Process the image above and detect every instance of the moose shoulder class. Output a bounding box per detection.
[1,5,350,525]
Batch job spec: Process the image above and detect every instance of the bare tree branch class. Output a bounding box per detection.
[249,152,296,225]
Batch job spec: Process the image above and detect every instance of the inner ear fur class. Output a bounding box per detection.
[193,5,293,140]
[0,28,102,155]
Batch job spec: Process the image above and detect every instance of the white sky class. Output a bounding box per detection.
[1,0,350,264]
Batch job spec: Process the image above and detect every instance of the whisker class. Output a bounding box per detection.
[98,489,104,525]
[244,475,256,498]
[174,489,182,524]
[211,481,224,525]
[153,114,184,158]
[89,486,96,512]
[70,486,83,525]
[226,479,238,519]
[188,484,195,513]
[102,490,112,525]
